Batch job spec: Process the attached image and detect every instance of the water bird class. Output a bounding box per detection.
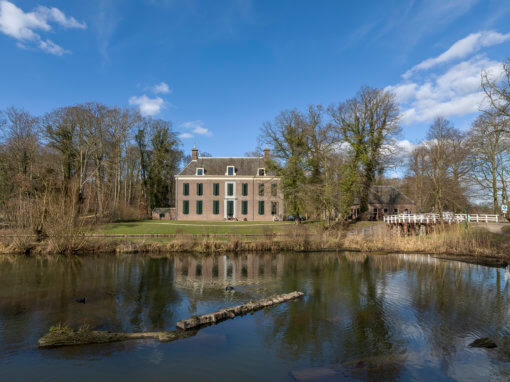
[75,297,87,304]
[225,286,234,291]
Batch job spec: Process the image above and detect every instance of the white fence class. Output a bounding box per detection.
[383,213,499,224]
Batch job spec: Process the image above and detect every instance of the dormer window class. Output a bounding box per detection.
[258,168,265,176]
[226,166,235,176]
[196,168,204,176]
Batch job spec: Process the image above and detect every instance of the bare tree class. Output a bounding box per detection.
[423,118,469,219]
[482,59,510,121]
[468,113,510,213]
[406,145,432,212]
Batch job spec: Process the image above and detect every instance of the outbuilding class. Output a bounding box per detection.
[351,186,415,220]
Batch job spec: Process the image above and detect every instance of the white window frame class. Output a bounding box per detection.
[257,168,265,176]
[224,181,237,219]
[225,181,236,197]
[196,168,204,176]
[226,166,236,176]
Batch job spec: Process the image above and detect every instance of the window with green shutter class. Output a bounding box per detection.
[196,200,203,214]
[213,183,220,196]
[183,183,189,196]
[242,200,248,215]
[258,183,264,196]
[183,200,189,214]
[258,201,265,215]
[213,200,220,214]
[197,183,203,196]
[227,183,234,196]
[242,183,248,196]
[271,183,277,196]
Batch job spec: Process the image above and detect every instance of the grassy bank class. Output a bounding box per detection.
[1,221,510,267]
[344,224,510,266]
[0,222,341,255]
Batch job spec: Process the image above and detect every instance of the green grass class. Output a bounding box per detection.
[94,220,296,235]
[346,221,381,231]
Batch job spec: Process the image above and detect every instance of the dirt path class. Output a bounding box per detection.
[475,223,510,236]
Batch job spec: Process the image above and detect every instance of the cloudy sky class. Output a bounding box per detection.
[1,0,509,156]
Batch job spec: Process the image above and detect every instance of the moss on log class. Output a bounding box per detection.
[38,326,199,348]
[176,291,304,330]
[38,291,304,348]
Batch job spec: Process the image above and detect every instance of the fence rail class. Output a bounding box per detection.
[383,213,499,224]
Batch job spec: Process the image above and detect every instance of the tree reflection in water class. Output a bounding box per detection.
[0,252,509,380]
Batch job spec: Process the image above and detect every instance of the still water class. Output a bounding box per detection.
[0,252,509,381]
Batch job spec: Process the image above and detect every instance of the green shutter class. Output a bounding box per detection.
[213,200,220,214]
[227,183,234,196]
[258,201,264,215]
[242,201,248,215]
[196,200,203,215]
[197,183,203,196]
[213,183,219,196]
[183,200,189,214]
[183,183,189,196]
[242,183,248,196]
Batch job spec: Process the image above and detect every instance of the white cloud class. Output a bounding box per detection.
[39,39,68,55]
[152,82,171,94]
[34,5,86,29]
[394,139,415,153]
[178,133,193,139]
[387,54,505,124]
[0,1,86,55]
[404,30,510,78]
[192,126,211,135]
[129,95,165,116]
[180,120,212,136]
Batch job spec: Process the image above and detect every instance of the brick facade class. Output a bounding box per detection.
[350,186,415,220]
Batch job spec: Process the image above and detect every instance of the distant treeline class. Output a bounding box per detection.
[0,103,183,232]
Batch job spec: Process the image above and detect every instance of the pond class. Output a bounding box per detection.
[0,252,509,381]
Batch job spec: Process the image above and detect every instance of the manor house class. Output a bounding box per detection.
[175,147,283,221]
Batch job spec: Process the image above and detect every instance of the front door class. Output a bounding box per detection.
[227,200,234,218]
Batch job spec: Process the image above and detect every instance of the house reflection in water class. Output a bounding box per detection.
[173,254,287,286]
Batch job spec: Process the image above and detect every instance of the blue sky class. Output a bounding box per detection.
[1,0,510,157]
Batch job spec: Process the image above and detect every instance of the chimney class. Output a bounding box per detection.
[192,146,198,161]
[264,147,270,162]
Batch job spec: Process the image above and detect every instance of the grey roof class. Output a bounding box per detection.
[152,208,173,214]
[178,157,277,176]
[354,186,414,205]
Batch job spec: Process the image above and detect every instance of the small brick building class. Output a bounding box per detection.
[351,186,415,220]
[152,208,176,220]
[174,147,283,221]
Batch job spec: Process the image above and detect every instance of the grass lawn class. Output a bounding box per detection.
[346,221,381,231]
[94,220,297,235]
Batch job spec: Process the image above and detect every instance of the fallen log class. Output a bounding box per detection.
[38,327,199,348]
[176,291,304,330]
[38,291,304,348]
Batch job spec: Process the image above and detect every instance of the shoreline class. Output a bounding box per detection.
[1,236,508,268]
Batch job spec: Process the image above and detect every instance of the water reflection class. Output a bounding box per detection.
[0,252,509,381]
